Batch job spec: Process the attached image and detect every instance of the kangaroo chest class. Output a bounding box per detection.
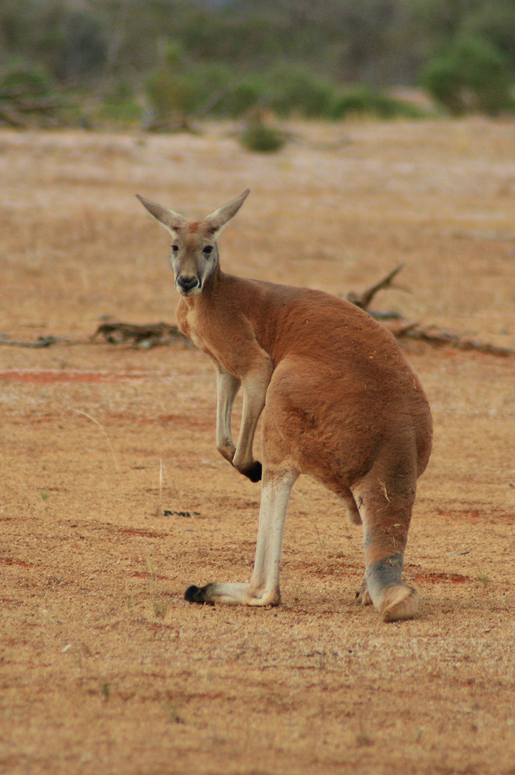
[178,301,232,368]
[177,303,206,350]
[178,297,271,380]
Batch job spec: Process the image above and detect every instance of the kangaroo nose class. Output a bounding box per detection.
[177,276,200,293]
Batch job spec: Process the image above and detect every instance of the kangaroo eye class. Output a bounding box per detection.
[203,245,213,255]
[171,245,179,253]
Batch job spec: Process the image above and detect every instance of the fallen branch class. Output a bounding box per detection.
[346,264,405,318]
[91,321,190,348]
[0,335,66,348]
[347,265,515,357]
[386,321,515,358]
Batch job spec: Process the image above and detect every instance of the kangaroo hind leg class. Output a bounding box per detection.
[185,466,298,606]
[352,458,419,622]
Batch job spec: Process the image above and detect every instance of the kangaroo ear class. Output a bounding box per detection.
[204,190,250,235]
[136,195,187,235]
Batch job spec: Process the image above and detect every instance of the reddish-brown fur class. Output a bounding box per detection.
[137,190,432,622]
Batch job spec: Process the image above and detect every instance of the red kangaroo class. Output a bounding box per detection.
[137,190,432,622]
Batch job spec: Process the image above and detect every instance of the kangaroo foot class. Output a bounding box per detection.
[380,585,419,622]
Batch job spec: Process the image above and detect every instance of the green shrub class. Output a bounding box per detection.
[330,86,425,120]
[141,60,427,125]
[240,123,285,153]
[420,36,514,116]
[216,74,267,118]
[463,6,515,71]
[0,67,52,97]
[96,97,143,125]
[164,40,185,68]
[145,68,207,119]
[92,81,142,126]
[267,66,336,118]
[188,61,233,92]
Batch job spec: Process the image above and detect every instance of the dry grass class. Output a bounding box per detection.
[1,118,515,775]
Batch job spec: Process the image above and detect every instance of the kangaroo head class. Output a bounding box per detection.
[137,190,250,297]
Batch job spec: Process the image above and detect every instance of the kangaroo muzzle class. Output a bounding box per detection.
[176,275,201,295]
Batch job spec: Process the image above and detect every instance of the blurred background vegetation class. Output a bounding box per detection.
[1,0,514,132]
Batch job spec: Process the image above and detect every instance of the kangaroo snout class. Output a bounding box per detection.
[176,275,201,295]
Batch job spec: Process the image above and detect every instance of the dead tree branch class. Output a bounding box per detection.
[91,322,190,348]
[386,321,515,358]
[346,264,406,312]
[347,265,515,357]
[0,335,66,348]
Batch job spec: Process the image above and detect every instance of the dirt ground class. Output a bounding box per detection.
[1,119,515,775]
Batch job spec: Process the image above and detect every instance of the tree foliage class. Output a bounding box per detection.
[0,0,514,122]
[421,34,513,115]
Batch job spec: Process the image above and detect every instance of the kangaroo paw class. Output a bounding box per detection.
[241,461,262,482]
[185,584,211,604]
[380,585,419,622]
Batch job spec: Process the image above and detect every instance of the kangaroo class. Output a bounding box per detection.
[137,190,432,622]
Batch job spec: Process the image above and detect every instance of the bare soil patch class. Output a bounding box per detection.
[1,119,515,775]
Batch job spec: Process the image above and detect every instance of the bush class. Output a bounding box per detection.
[330,86,425,120]
[267,66,336,118]
[215,74,267,118]
[240,122,285,153]
[139,61,428,128]
[145,68,207,119]
[463,5,515,71]
[420,35,514,116]
[144,61,246,121]
[214,68,424,122]
[0,67,52,97]
[95,85,144,126]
